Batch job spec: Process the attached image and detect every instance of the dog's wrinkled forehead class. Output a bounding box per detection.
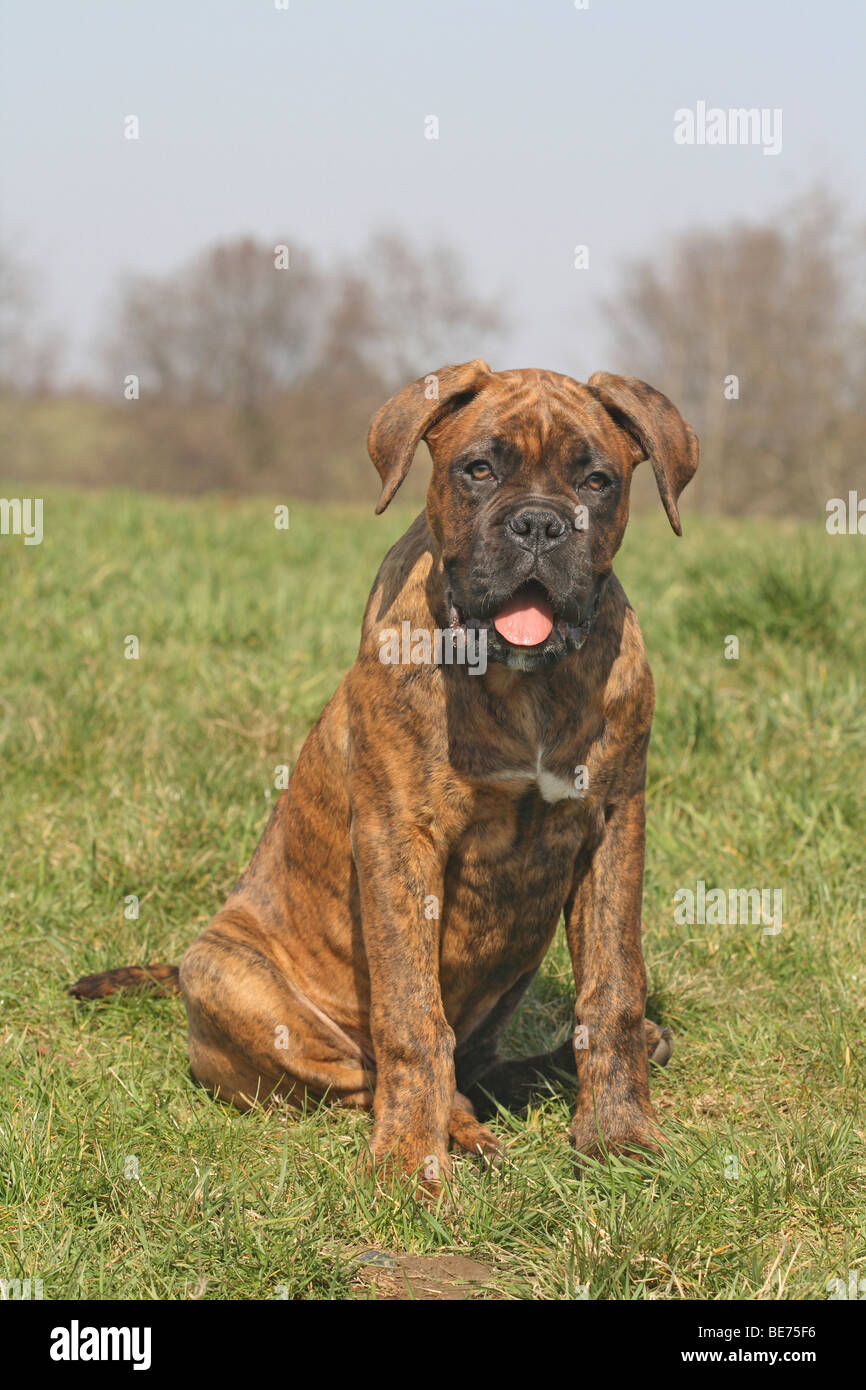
[426,369,626,470]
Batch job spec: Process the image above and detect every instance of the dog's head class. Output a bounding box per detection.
[368,362,699,670]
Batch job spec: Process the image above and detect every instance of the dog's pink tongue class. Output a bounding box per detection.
[493,586,554,647]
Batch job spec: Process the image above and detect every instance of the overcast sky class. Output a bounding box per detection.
[1,0,863,384]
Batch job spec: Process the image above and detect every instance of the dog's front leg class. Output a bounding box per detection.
[351,814,455,1192]
[565,785,663,1157]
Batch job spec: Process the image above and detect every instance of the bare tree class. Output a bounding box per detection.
[103,229,505,492]
[109,237,322,405]
[0,238,62,393]
[107,237,323,472]
[604,190,864,514]
[331,230,506,389]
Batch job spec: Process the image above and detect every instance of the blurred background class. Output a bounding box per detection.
[1,0,864,514]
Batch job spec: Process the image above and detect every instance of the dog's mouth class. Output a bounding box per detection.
[448,580,599,667]
[490,580,555,647]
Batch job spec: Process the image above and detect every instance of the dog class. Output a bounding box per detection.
[71,361,698,1191]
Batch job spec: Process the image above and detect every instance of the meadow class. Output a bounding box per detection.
[1,486,863,1299]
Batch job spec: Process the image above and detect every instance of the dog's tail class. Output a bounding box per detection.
[68,963,181,1000]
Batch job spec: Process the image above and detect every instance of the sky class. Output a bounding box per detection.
[1,0,863,385]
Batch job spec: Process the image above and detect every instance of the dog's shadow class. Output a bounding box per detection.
[465,988,670,1122]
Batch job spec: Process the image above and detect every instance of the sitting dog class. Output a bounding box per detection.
[71,361,698,1190]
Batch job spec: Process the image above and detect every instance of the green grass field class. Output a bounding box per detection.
[1,486,863,1300]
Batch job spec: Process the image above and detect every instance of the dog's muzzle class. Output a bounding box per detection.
[448,575,608,672]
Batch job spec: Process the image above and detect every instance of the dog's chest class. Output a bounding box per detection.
[445,768,593,933]
[448,669,602,806]
[485,744,584,804]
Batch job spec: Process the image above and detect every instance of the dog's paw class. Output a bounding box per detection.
[447,1091,505,1165]
[570,1103,664,1161]
[367,1130,453,1200]
[644,1019,674,1067]
[448,1113,505,1164]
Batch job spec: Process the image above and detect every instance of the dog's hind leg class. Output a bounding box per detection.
[178,910,373,1113]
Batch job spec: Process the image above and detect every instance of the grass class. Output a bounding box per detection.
[0,485,864,1300]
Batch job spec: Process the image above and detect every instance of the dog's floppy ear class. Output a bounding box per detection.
[586,373,699,535]
[367,359,492,513]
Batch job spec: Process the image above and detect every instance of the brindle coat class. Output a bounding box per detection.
[71,362,698,1192]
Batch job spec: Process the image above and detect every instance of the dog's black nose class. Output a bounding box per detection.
[507,508,567,551]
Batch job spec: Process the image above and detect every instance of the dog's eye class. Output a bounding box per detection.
[466,460,495,481]
[582,472,610,492]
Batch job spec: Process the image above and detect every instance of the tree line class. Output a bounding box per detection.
[1,188,861,514]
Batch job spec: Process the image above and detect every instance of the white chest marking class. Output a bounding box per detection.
[493,747,583,804]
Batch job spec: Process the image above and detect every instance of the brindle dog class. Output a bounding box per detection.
[71,361,699,1192]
